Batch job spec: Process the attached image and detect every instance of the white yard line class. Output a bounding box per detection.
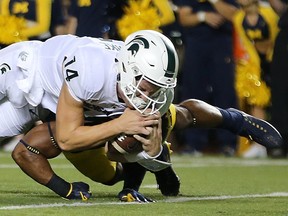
[0,201,136,210]
[1,192,288,210]
[164,192,288,202]
[0,164,75,169]
[1,158,288,169]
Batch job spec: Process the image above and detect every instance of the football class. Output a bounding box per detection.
[107,134,143,156]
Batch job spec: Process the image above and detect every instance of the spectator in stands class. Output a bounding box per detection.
[233,0,279,158]
[268,0,288,157]
[174,0,239,156]
[49,0,67,37]
[114,0,176,40]
[66,0,109,38]
[0,0,52,47]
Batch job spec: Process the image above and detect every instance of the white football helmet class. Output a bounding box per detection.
[116,30,179,114]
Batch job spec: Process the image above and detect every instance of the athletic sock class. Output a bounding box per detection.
[217,108,244,134]
[45,174,71,197]
[122,162,146,191]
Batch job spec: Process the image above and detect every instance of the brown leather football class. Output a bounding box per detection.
[107,134,143,155]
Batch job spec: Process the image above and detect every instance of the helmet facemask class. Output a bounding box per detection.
[123,73,168,115]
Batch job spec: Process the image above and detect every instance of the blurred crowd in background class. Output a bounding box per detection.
[0,0,287,159]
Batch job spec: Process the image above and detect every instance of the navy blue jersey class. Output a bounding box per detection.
[50,0,66,36]
[68,0,109,37]
[278,0,288,28]
[242,14,270,42]
[174,0,238,38]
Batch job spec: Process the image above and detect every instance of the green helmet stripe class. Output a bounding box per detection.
[161,39,176,78]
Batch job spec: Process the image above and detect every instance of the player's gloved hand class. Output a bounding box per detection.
[118,188,155,203]
[65,182,92,201]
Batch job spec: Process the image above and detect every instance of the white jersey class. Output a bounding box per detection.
[0,99,37,137]
[0,35,174,137]
[0,42,30,109]
[0,41,42,136]
[38,35,127,117]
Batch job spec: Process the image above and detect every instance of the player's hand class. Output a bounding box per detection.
[118,188,155,203]
[134,112,162,157]
[117,108,160,136]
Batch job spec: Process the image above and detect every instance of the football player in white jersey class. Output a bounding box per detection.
[0,30,283,202]
[7,30,180,201]
[0,31,175,151]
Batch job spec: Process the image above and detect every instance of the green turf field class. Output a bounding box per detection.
[0,151,288,216]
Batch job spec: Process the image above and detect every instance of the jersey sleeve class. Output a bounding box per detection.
[161,103,177,141]
[6,85,27,108]
[62,44,105,102]
[2,70,27,108]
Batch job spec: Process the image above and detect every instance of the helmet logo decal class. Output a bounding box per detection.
[127,36,149,56]
[127,43,140,56]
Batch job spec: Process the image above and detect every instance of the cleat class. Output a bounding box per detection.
[154,166,180,196]
[64,182,92,201]
[229,108,283,148]
[153,142,180,196]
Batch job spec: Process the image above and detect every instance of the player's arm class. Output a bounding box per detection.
[56,83,159,152]
[174,99,222,129]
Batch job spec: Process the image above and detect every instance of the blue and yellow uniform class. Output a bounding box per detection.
[62,104,177,184]
[233,3,279,108]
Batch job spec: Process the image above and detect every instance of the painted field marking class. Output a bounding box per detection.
[1,192,288,210]
[1,158,288,169]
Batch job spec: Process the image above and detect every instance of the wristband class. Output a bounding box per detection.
[209,0,219,4]
[124,144,163,162]
[197,12,206,22]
